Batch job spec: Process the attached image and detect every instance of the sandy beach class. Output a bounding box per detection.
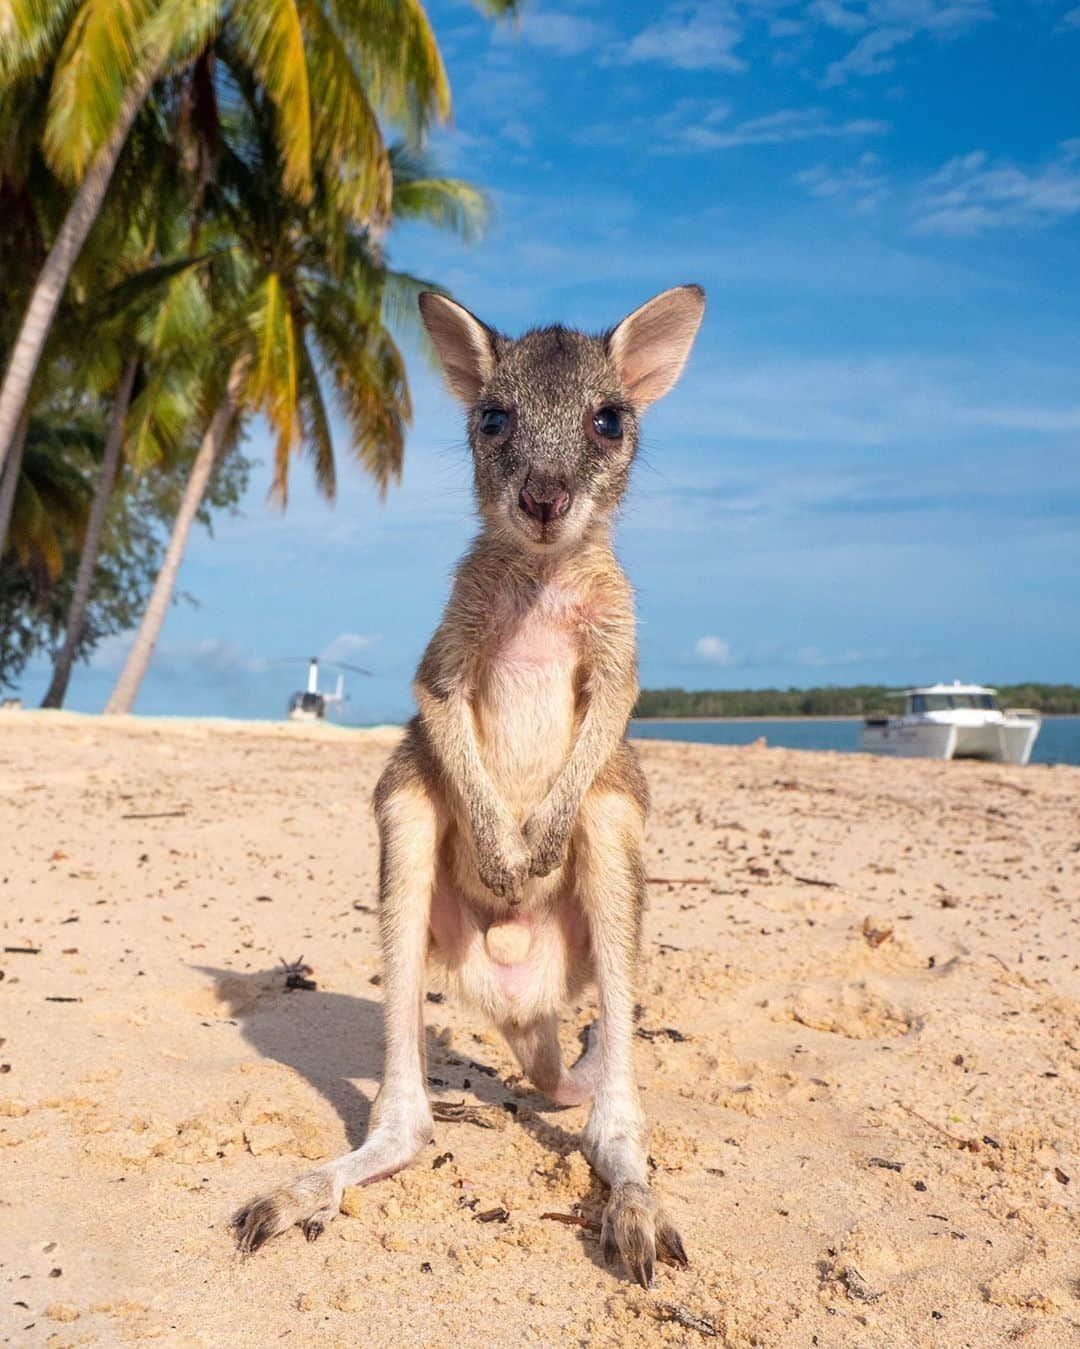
[1,710,1077,1347]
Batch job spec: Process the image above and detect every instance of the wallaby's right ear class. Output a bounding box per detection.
[418,293,498,404]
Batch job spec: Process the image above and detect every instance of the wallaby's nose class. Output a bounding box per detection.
[519,482,571,524]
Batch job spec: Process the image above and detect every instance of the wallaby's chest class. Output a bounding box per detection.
[473,582,583,814]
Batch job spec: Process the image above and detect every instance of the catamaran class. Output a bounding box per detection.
[860,682,1041,764]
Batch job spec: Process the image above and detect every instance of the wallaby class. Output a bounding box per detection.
[234,284,706,1287]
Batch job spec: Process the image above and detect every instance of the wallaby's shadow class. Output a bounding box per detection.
[199,966,385,1147]
[196,965,581,1154]
[196,965,641,1282]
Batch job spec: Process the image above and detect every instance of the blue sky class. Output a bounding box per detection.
[25,0,1080,720]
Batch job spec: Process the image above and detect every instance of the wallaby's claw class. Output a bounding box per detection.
[233,1172,338,1254]
[600,1182,685,1289]
[657,1222,689,1268]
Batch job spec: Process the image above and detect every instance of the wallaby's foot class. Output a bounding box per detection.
[233,1115,432,1254]
[233,1169,338,1253]
[600,1182,689,1289]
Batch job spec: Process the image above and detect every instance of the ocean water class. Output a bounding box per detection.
[629,716,1080,768]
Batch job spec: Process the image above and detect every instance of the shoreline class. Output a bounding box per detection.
[632,712,1080,723]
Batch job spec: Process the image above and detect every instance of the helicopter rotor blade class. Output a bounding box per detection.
[264,657,372,676]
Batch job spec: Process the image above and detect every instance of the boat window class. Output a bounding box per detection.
[917,693,998,711]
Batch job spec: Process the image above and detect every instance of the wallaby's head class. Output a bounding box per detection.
[419,286,705,551]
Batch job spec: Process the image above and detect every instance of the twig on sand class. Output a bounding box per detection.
[655,1303,719,1338]
[539,1211,601,1233]
[121,810,188,820]
[647,876,710,886]
[45,996,82,1003]
[432,1100,502,1129]
[636,1026,690,1043]
[897,1102,979,1152]
[775,860,838,888]
[4,946,41,955]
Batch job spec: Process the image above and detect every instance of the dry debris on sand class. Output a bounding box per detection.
[0,711,1077,1346]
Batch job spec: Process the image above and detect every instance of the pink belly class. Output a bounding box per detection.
[427,882,592,1022]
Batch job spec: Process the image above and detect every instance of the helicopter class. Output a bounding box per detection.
[279,657,371,722]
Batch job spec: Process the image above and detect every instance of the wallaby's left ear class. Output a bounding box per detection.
[607,285,706,409]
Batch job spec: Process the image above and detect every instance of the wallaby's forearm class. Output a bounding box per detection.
[524,617,638,875]
[415,675,531,899]
[415,680,512,835]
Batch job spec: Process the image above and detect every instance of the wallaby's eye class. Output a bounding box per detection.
[479,408,509,437]
[592,407,623,440]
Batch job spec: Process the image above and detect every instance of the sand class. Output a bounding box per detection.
[0,710,1077,1347]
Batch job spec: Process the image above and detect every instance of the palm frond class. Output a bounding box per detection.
[230,0,312,201]
[321,0,450,140]
[0,0,80,85]
[393,175,488,241]
[242,271,301,501]
[296,336,336,501]
[294,0,391,226]
[310,289,409,497]
[43,0,155,181]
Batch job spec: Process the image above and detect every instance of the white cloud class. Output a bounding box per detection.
[823,23,913,84]
[1061,6,1080,29]
[821,0,992,85]
[913,142,1080,235]
[796,152,890,211]
[658,105,888,153]
[321,632,381,666]
[504,10,605,55]
[809,0,870,32]
[692,636,892,672]
[695,635,737,665]
[619,4,747,72]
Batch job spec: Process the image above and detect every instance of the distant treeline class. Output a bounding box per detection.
[634,684,1080,718]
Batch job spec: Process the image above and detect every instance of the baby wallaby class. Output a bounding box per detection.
[234,284,706,1287]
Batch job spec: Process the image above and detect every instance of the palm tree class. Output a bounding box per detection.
[3,413,100,583]
[104,112,487,713]
[0,0,521,472]
[40,148,221,708]
[39,355,138,706]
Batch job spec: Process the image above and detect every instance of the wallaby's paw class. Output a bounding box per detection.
[522,810,570,878]
[600,1182,688,1288]
[233,1170,338,1254]
[478,834,531,900]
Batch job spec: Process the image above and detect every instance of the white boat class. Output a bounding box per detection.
[860,682,1040,764]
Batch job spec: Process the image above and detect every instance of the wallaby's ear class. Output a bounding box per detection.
[607,285,705,409]
[418,292,498,404]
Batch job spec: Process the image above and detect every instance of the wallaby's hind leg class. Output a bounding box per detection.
[234,760,438,1252]
[500,1014,600,1107]
[575,784,688,1288]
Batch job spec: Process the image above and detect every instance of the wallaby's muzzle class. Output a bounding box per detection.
[518,476,571,525]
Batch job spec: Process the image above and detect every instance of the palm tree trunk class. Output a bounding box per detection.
[0,409,30,558]
[41,355,139,709]
[103,371,242,715]
[0,64,157,471]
